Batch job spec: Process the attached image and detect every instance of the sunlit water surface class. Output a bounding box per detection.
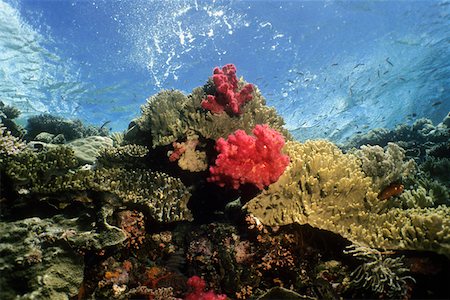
[1,0,449,143]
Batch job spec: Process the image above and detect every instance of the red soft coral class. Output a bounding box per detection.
[184,276,227,300]
[207,124,290,190]
[201,64,253,115]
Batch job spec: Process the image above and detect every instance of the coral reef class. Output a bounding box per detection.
[25,113,109,142]
[0,123,26,161]
[0,101,25,138]
[1,66,449,300]
[128,75,290,149]
[0,213,127,299]
[351,142,416,191]
[342,113,450,162]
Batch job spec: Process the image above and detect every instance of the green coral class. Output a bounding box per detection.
[244,140,450,256]
[4,146,79,191]
[36,167,192,223]
[0,213,127,300]
[396,176,449,209]
[96,144,149,169]
[131,84,290,148]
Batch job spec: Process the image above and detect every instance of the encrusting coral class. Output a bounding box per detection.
[244,140,450,256]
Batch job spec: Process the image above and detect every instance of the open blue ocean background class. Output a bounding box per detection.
[1,0,449,143]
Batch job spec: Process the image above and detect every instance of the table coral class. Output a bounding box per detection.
[208,124,290,190]
[244,140,450,256]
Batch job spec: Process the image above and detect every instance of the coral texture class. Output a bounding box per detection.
[344,244,413,298]
[25,114,109,142]
[208,124,290,190]
[244,140,450,256]
[0,215,119,299]
[201,64,254,115]
[38,167,193,223]
[352,142,416,191]
[131,86,290,148]
[0,124,26,160]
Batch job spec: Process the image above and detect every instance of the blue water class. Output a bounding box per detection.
[1,0,449,143]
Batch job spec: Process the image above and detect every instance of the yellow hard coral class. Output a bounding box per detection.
[244,140,450,257]
[244,140,379,227]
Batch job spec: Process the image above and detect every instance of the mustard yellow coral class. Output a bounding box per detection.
[244,140,450,256]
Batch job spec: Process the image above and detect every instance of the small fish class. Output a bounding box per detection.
[353,63,365,69]
[331,63,339,66]
[377,70,380,78]
[432,101,442,106]
[412,113,417,117]
[399,77,406,81]
[295,71,304,76]
[100,120,111,130]
[386,57,394,66]
[287,79,295,84]
[378,183,404,200]
[381,82,388,87]
[383,70,389,75]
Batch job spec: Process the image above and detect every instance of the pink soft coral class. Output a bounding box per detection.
[207,124,290,190]
[201,64,253,115]
[184,276,227,300]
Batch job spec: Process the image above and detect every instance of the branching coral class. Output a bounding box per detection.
[0,124,26,160]
[351,142,416,192]
[96,144,149,168]
[36,167,193,223]
[3,146,79,190]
